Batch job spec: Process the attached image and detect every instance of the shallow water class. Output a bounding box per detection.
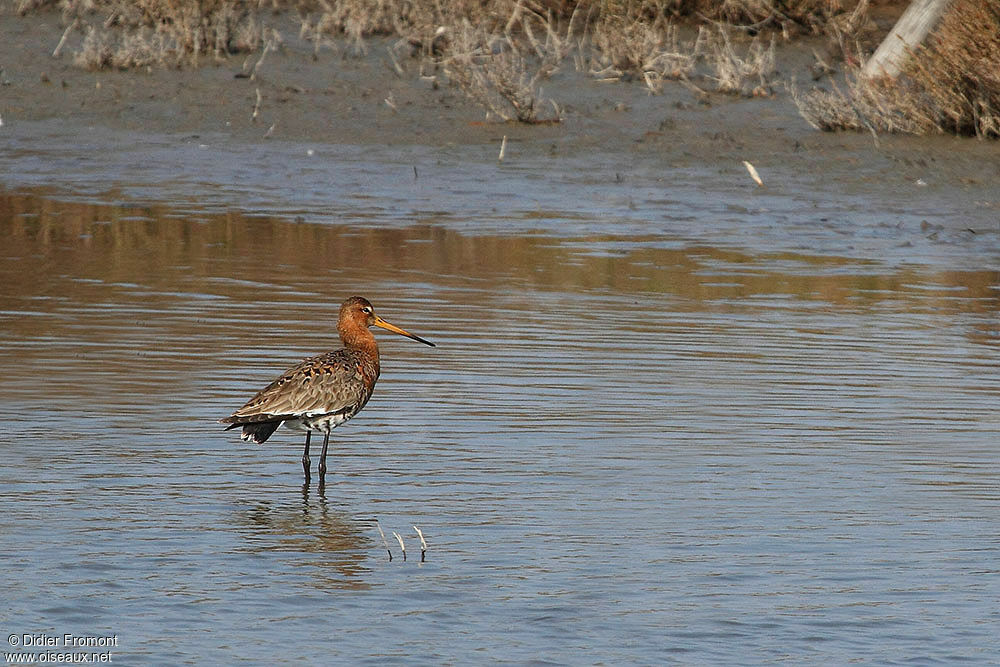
[2,125,1000,664]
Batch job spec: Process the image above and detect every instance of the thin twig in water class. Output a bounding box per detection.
[413,526,427,562]
[742,160,764,187]
[392,531,406,561]
[376,519,392,561]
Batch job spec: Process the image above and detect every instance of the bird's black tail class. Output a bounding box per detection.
[225,421,281,444]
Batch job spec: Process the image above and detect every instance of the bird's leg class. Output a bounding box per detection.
[302,431,312,482]
[318,431,331,487]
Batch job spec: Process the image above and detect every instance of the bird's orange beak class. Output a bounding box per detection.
[374,316,435,347]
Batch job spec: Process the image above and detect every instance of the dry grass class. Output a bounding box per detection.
[21,0,878,66]
[38,0,998,133]
[794,0,1000,138]
[791,75,927,136]
[35,0,274,68]
[704,26,776,95]
[443,20,562,123]
[586,16,777,97]
[587,14,702,93]
[23,0,998,137]
[569,0,870,35]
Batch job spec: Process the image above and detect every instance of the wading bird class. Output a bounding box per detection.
[221,296,434,486]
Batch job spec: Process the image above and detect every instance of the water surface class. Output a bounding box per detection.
[1,130,999,663]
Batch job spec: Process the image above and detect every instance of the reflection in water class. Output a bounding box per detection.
[2,189,997,417]
[237,485,371,590]
[3,189,999,312]
[1,188,999,663]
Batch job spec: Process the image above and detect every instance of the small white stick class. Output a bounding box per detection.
[53,19,78,58]
[375,519,392,561]
[413,526,427,562]
[252,88,262,122]
[387,45,404,77]
[498,135,508,163]
[550,99,562,120]
[392,531,406,561]
[743,160,764,187]
[250,32,274,81]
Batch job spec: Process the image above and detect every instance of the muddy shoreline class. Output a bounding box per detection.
[0,9,958,146]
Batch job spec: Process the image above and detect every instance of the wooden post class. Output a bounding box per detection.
[863,0,953,79]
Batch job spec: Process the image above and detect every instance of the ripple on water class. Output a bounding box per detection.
[1,189,999,663]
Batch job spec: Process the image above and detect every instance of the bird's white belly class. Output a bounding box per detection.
[282,413,351,434]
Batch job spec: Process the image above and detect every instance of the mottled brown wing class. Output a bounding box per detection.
[221,349,373,425]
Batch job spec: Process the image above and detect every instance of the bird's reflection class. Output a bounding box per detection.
[238,484,373,590]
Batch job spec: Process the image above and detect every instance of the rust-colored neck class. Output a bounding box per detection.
[339,319,379,360]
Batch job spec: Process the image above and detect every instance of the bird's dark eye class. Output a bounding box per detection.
[362,307,372,314]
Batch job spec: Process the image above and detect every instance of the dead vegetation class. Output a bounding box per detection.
[705,26,776,96]
[16,0,1000,137]
[21,0,819,121]
[443,21,562,123]
[794,0,1000,138]
[27,0,273,68]
[587,14,702,93]
[659,0,862,33]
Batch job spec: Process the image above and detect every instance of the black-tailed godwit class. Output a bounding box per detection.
[221,296,434,486]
